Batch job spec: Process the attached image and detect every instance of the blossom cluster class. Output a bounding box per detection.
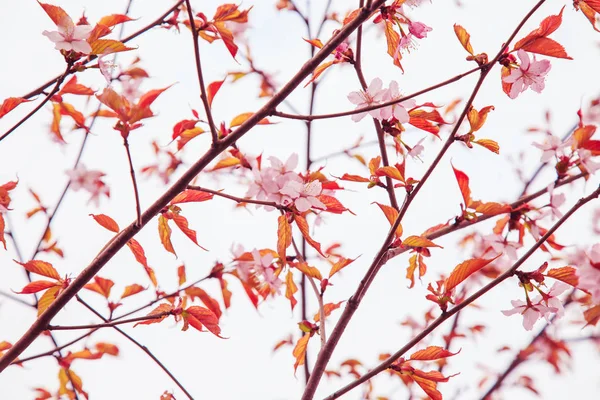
[347,78,416,123]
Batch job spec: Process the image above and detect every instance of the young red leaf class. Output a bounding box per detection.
[277,215,292,261]
[402,236,442,248]
[339,174,370,183]
[285,270,298,311]
[16,260,60,280]
[126,239,158,287]
[90,39,135,55]
[59,76,95,96]
[90,214,120,233]
[317,195,353,214]
[16,280,58,294]
[467,105,494,133]
[513,7,572,59]
[0,97,32,118]
[120,284,146,299]
[452,164,472,208]
[134,304,173,327]
[185,287,222,320]
[546,266,578,287]
[329,257,357,279]
[185,306,223,337]
[584,304,600,326]
[170,190,213,205]
[158,215,175,255]
[295,215,325,256]
[84,276,114,298]
[454,24,475,55]
[445,255,501,292]
[374,202,403,238]
[207,79,225,107]
[37,286,61,316]
[230,112,272,128]
[410,346,459,361]
[293,334,311,373]
[473,139,500,154]
[313,301,344,322]
[295,262,323,281]
[38,2,71,26]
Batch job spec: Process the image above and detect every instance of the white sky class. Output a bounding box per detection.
[1,0,600,399]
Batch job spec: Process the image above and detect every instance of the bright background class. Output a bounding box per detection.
[1,0,600,399]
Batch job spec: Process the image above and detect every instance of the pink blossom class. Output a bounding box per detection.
[66,164,110,206]
[502,299,557,331]
[333,42,350,61]
[577,149,600,174]
[534,282,570,318]
[380,81,416,123]
[503,50,551,99]
[408,22,432,39]
[347,78,387,122]
[577,244,600,303]
[483,234,520,260]
[280,180,326,213]
[408,137,426,159]
[43,19,93,54]
[532,135,570,162]
[252,249,282,293]
[547,182,566,219]
[98,52,118,83]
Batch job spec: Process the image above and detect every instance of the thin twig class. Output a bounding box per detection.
[186,185,287,209]
[184,0,219,143]
[10,329,98,365]
[48,312,171,331]
[123,136,143,227]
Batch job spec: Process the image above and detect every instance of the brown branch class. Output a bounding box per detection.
[123,136,143,227]
[271,65,482,122]
[20,1,185,100]
[0,0,398,373]
[0,62,72,143]
[301,2,550,397]
[184,0,218,142]
[47,312,171,331]
[76,296,194,399]
[186,185,288,209]
[325,187,600,399]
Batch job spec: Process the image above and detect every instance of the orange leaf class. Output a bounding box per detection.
[90,214,120,232]
[578,1,600,32]
[474,201,510,216]
[546,266,578,287]
[38,1,71,27]
[158,214,175,255]
[285,270,298,311]
[277,215,292,261]
[84,276,114,298]
[207,79,225,107]
[59,76,95,96]
[406,254,419,288]
[452,164,471,208]
[37,286,61,316]
[584,304,600,326]
[317,195,353,214]
[513,7,572,59]
[17,280,59,294]
[172,213,207,251]
[177,265,186,286]
[384,21,403,70]
[230,112,272,128]
[305,61,334,86]
[134,303,173,327]
[467,105,494,133]
[313,301,344,322]
[16,260,60,280]
[185,287,222,320]
[185,306,223,337]
[97,14,135,28]
[295,215,325,256]
[304,38,324,49]
[90,39,135,55]
[403,235,442,248]
[293,334,311,373]
[126,239,157,286]
[454,24,474,55]
[376,166,404,181]
[137,87,170,111]
[473,139,500,154]
[445,255,501,292]
[329,257,357,278]
[374,202,403,238]
[410,346,459,361]
[120,284,146,299]
[520,37,572,59]
[0,215,5,250]
[411,373,443,400]
[295,262,323,281]
[211,157,241,171]
[170,189,213,205]
[0,97,32,118]
[339,174,370,183]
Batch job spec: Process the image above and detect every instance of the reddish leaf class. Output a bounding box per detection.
[445,255,501,292]
[172,213,207,251]
[513,7,572,59]
[277,215,292,261]
[90,39,135,55]
[452,164,471,208]
[84,276,114,298]
[185,306,223,337]
[126,239,157,287]
[285,270,298,311]
[17,280,58,294]
[90,214,120,233]
[16,260,60,280]
[519,37,572,59]
[376,166,404,181]
[59,76,95,96]
[134,303,173,327]
[584,304,600,326]
[374,202,403,238]
[546,266,578,287]
[467,105,494,133]
[329,257,357,278]
[313,301,344,322]
[170,189,214,205]
[475,202,510,216]
[403,236,442,248]
[454,24,474,55]
[120,284,146,299]
[473,139,500,154]
[293,334,310,373]
[97,14,135,28]
[38,2,71,26]
[37,286,61,316]
[317,195,353,214]
[295,215,325,256]
[295,262,323,281]
[412,373,443,400]
[339,174,370,183]
[0,97,32,118]
[158,214,175,255]
[185,287,222,320]
[207,79,225,107]
[410,346,459,361]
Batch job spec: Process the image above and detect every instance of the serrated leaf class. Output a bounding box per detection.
[445,255,501,292]
[410,346,459,361]
[90,214,120,232]
[329,257,357,278]
[0,97,32,118]
[277,215,292,261]
[403,235,442,248]
[374,202,402,238]
[546,266,578,287]
[16,260,60,280]
[295,215,325,256]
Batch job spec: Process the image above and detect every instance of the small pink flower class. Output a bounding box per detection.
[547,182,566,219]
[532,134,570,162]
[333,42,350,61]
[99,52,117,83]
[280,180,326,213]
[408,137,426,159]
[534,281,570,318]
[503,50,551,99]
[66,164,110,206]
[408,22,432,39]
[577,244,600,303]
[502,299,557,331]
[380,81,416,123]
[347,78,387,122]
[43,19,93,54]
[577,149,600,174]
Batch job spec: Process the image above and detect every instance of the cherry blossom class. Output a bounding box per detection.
[347,78,387,122]
[408,137,426,159]
[482,234,520,261]
[280,180,326,213]
[502,299,557,331]
[532,134,570,162]
[534,281,570,318]
[66,164,110,206]
[546,183,566,219]
[408,22,432,39]
[42,20,93,54]
[380,81,416,123]
[251,249,282,293]
[577,149,600,174]
[503,50,551,99]
[577,244,600,303]
[246,154,301,209]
